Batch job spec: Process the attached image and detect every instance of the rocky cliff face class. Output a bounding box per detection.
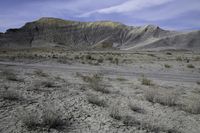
[0,17,199,50]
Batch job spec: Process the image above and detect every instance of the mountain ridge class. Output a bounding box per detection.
[0,17,199,51]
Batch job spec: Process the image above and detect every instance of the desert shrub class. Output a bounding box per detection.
[122,116,180,132]
[85,54,92,60]
[144,89,156,103]
[87,94,107,107]
[42,108,66,129]
[113,58,119,65]
[166,52,172,55]
[21,106,68,130]
[187,64,195,68]
[1,70,15,77]
[87,74,110,94]
[21,111,40,130]
[128,103,145,113]
[1,89,23,101]
[78,73,110,93]
[107,56,113,61]
[34,69,49,77]
[156,93,177,106]
[164,64,171,68]
[176,56,182,61]
[148,54,156,57]
[110,106,122,120]
[97,58,104,63]
[116,77,127,81]
[6,74,19,81]
[1,70,23,82]
[182,97,200,114]
[141,77,152,86]
[144,89,177,106]
[122,115,140,126]
[41,81,56,88]
[194,56,200,61]
[74,55,79,60]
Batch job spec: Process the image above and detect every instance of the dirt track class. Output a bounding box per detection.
[0,61,199,83]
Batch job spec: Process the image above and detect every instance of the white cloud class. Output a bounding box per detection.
[79,0,173,17]
[135,0,200,21]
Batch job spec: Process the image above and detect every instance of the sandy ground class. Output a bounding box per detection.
[0,50,200,133]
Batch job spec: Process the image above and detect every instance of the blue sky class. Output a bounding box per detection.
[0,0,200,32]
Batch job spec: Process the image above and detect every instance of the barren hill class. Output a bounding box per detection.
[0,17,199,50]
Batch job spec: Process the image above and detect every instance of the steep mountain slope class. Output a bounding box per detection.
[141,31,200,50]
[0,17,199,50]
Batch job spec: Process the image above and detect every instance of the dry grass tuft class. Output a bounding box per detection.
[81,74,110,94]
[87,94,107,107]
[1,89,23,101]
[128,103,145,113]
[187,64,195,68]
[182,96,200,114]
[116,77,127,81]
[144,88,177,106]
[110,106,122,120]
[141,77,152,86]
[21,106,69,130]
[122,116,180,133]
[21,111,40,130]
[164,64,171,68]
[1,70,23,82]
[41,81,56,88]
[34,69,49,77]
[122,115,140,126]
[42,108,66,129]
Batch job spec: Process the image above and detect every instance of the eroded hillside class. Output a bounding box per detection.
[0,17,199,50]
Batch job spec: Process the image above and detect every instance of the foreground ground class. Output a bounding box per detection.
[0,49,200,133]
